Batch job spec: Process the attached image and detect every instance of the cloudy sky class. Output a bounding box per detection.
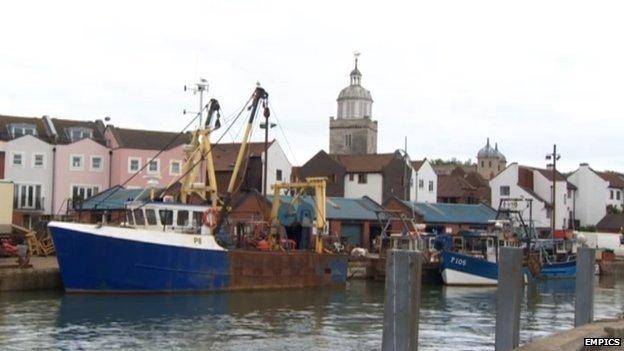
[1,0,622,171]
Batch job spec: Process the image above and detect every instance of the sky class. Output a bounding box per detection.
[1,0,623,172]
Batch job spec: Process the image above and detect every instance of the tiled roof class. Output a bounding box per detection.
[212,141,273,172]
[596,171,624,189]
[437,175,476,198]
[400,201,497,224]
[521,166,567,182]
[109,126,193,150]
[331,153,395,173]
[464,171,489,188]
[0,115,52,142]
[596,213,624,232]
[411,160,425,171]
[267,195,383,220]
[50,118,107,146]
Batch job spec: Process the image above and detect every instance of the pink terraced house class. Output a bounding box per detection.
[49,118,110,215]
[105,126,191,189]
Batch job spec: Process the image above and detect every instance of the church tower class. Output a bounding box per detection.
[329,53,378,154]
[477,138,507,180]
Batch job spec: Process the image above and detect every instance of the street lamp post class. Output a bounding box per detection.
[546,144,561,239]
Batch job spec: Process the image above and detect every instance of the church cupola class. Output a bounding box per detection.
[329,52,378,155]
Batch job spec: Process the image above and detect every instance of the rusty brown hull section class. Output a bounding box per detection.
[228,250,348,290]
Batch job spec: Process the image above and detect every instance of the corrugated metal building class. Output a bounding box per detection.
[384,196,497,234]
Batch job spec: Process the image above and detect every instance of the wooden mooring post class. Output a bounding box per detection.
[495,247,523,351]
[382,250,422,351]
[575,247,595,327]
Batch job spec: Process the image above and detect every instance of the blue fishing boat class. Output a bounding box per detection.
[441,250,498,286]
[48,85,348,293]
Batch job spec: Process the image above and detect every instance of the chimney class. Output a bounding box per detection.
[579,162,589,167]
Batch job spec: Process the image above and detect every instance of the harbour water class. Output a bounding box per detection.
[1,277,623,351]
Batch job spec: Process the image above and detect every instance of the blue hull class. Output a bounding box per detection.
[440,251,499,285]
[50,225,347,292]
[539,260,576,279]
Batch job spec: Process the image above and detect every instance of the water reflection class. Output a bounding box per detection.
[0,279,623,351]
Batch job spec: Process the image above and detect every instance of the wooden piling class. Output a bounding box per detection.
[574,247,595,327]
[382,249,422,351]
[495,247,523,351]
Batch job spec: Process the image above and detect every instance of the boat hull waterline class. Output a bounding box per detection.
[48,222,348,293]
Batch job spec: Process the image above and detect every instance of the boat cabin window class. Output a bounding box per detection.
[125,210,134,226]
[177,210,189,226]
[159,210,173,226]
[133,209,145,225]
[192,211,203,227]
[145,209,158,225]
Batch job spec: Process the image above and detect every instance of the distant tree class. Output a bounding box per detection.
[430,158,474,166]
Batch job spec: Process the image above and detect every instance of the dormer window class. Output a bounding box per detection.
[67,127,93,142]
[9,124,37,138]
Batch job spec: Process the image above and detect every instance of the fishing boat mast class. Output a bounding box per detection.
[172,79,223,205]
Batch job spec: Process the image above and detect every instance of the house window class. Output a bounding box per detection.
[611,190,614,200]
[617,191,621,201]
[70,155,84,170]
[91,156,102,171]
[32,153,45,168]
[418,179,424,189]
[489,161,492,167]
[148,159,160,173]
[428,180,434,192]
[68,128,93,142]
[481,161,484,167]
[12,152,23,167]
[500,186,510,196]
[358,173,367,184]
[349,173,354,181]
[345,134,352,147]
[71,185,99,203]
[276,169,283,181]
[13,184,42,210]
[10,124,36,138]
[170,160,181,175]
[128,157,141,173]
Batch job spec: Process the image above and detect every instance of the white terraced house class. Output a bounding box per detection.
[567,163,624,227]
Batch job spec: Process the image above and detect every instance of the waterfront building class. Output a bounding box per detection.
[410,159,437,203]
[49,118,110,215]
[295,150,412,203]
[211,140,291,196]
[476,138,507,180]
[231,190,383,250]
[383,197,497,234]
[437,167,491,204]
[0,115,55,227]
[104,126,191,189]
[567,163,624,227]
[329,54,378,155]
[489,163,576,233]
